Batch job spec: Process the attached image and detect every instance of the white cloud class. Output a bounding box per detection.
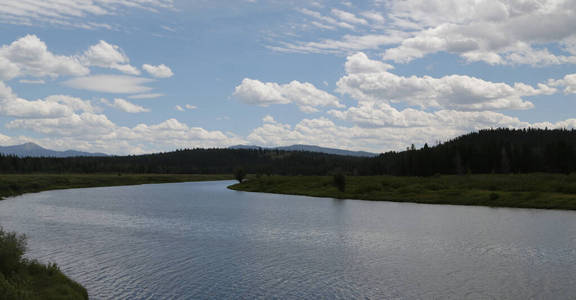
[548,73,576,94]
[328,102,529,129]
[63,75,155,94]
[128,93,164,99]
[299,8,355,30]
[5,114,244,155]
[262,115,276,123]
[142,64,174,78]
[7,112,116,136]
[272,0,576,66]
[174,104,197,112]
[246,113,576,153]
[233,78,343,113]
[345,52,394,74]
[44,95,98,113]
[19,79,45,84]
[0,35,89,80]
[0,0,174,29]
[102,98,149,113]
[331,9,367,26]
[336,53,554,111]
[270,33,407,55]
[360,11,385,24]
[381,0,576,65]
[0,81,73,118]
[82,40,140,75]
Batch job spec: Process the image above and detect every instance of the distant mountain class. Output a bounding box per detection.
[0,143,108,158]
[229,144,378,157]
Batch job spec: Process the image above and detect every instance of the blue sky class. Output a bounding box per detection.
[0,0,575,154]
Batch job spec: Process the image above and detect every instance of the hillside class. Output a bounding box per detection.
[229,144,378,157]
[0,143,107,158]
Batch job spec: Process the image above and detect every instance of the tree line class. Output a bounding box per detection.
[0,128,574,176]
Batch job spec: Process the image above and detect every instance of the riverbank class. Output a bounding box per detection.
[229,174,576,210]
[0,227,88,299]
[0,173,232,200]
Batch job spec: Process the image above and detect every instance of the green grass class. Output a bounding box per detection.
[0,173,232,200]
[229,173,576,210]
[0,227,88,300]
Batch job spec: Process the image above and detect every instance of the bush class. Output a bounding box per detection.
[0,227,26,276]
[234,167,246,183]
[333,173,346,192]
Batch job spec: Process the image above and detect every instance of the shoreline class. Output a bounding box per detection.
[0,173,232,200]
[228,174,576,211]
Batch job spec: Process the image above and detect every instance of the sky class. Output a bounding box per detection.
[0,0,575,155]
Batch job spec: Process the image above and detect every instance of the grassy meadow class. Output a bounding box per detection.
[0,173,232,200]
[229,173,576,210]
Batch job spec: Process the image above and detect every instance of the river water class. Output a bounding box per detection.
[0,181,575,299]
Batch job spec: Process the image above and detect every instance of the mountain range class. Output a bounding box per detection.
[0,143,108,158]
[229,144,378,157]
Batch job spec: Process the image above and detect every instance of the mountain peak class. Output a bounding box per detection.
[0,143,107,158]
[21,142,44,150]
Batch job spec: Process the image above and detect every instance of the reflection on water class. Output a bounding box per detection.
[1,181,576,299]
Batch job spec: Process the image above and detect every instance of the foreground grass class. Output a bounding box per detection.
[0,227,88,300]
[0,173,232,200]
[229,173,576,210]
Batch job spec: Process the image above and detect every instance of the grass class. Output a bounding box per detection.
[229,173,576,210]
[0,227,88,300]
[0,173,232,200]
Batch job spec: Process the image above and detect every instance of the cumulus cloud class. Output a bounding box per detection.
[44,95,98,113]
[345,52,394,74]
[102,98,149,113]
[233,78,343,113]
[337,52,554,110]
[0,35,89,80]
[64,75,155,94]
[142,64,174,78]
[328,102,529,129]
[7,112,116,136]
[82,40,140,75]
[0,81,73,118]
[382,0,576,65]
[548,73,576,94]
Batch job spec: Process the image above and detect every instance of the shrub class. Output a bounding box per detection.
[234,167,246,183]
[0,227,26,276]
[333,173,346,192]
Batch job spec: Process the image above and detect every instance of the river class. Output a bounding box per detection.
[0,181,575,299]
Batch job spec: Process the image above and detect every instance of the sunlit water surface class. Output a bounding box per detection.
[1,181,575,299]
